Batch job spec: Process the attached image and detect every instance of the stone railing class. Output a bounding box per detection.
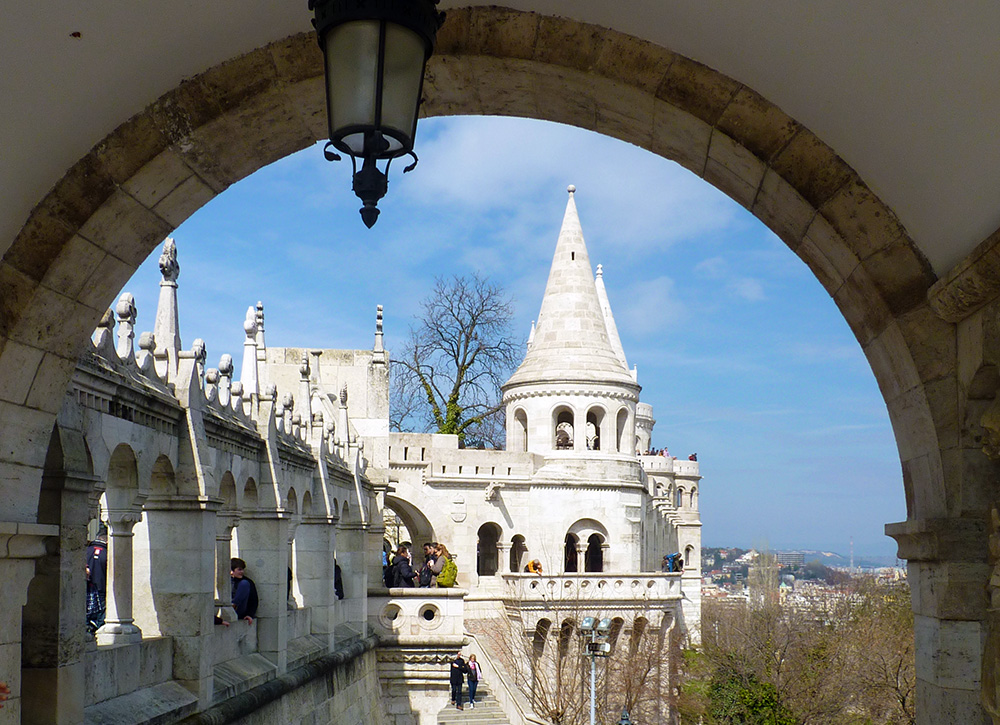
[502,573,684,605]
[367,587,468,644]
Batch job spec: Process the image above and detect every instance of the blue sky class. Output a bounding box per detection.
[121,116,904,558]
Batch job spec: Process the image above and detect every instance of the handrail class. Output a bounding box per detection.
[463,630,550,725]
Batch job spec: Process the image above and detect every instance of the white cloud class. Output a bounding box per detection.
[729,277,765,301]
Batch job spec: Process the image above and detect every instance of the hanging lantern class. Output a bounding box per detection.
[309,0,445,228]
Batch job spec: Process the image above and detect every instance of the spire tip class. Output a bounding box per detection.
[567,184,576,194]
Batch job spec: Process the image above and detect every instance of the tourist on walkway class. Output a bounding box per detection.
[526,559,543,574]
[0,681,8,709]
[435,544,458,588]
[390,546,417,587]
[467,654,482,707]
[419,542,438,587]
[231,558,259,623]
[450,653,470,710]
[85,524,108,634]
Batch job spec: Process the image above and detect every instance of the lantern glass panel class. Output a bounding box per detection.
[378,23,426,155]
[325,20,380,155]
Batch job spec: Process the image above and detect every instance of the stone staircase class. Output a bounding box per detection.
[437,682,512,724]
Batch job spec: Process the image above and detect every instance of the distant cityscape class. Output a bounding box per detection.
[702,546,907,604]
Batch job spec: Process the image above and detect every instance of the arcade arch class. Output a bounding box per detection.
[0,6,985,720]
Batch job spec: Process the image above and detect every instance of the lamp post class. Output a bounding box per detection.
[580,616,612,725]
[618,709,633,724]
[309,0,445,228]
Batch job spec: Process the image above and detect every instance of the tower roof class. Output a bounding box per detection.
[504,186,637,390]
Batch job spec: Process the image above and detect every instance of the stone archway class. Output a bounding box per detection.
[0,7,986,721]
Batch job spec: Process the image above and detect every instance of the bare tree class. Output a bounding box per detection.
[471,606,678,725]
[391,274,520,447]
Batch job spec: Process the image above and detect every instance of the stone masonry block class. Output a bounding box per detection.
[77,189,172,269]
[534,16,606,72]
[0,461,45,522]
[268,32,323,86]
[4,201,78,283]
[863,323,923,402]
[153,173,217,229]
[168,114,250,193]
[655,55,739,126]
[40,153,118,231]
[38,234,106,302]
[821,177,908,262]
[914,615,982,690]
[121,148,198,211]
[226,88,314,172]
[469,6,538,61]
[282,77,327,141]
[770,128,854,210]
[888,382,943,467]
[899,454,945,522]
[76,253,134,314]
[8,285,103,363]
[797,214,860,296]
[592,32,674,94]
[833,265,893,346]
[752,169,815,251]
[434,7,470,55]
[895,304,957,385]
[423,56,483,119]
[705,131,765,209]
[199,47,278,116]
[530,66,597,130]
[923,375,961,452]
[0,341,44,406]
[150,77,223,143]
[25,353,77,412]
[717,86,800,162]
[94,110,170,186]
[860,237,937,316]
[594,77,655,149]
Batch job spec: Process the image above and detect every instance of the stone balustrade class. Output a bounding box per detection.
[367,587,468,644]
[502,572,684,605]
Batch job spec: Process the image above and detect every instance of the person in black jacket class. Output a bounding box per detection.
[450,653,471,710]
[390,546,417,587]
[85,524,109,634]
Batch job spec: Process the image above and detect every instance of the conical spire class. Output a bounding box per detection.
[504,186,636,389]
[595,263,629,371]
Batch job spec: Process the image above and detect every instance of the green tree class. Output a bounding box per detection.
[390,274,520,446]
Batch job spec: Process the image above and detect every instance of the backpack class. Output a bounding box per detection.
[437,557,458,587]
[242,576,259,618]
[418,562,434,588]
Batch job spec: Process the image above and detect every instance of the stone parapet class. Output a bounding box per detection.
[502,572,683,608]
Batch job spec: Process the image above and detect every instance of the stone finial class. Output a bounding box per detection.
[243,306,257,340]
[137,332,156,372]
[374,304,385,354]
[218,354,233,407]
[205,368,220,403]
[596,263,603,277]
[340,385,348,406]
[158,237,179,282]
[115,293,137,361]
[231,381,243,399]
[192,338,206,382]
[264,383,277,401]
[256,302,265,334]
[567,184,576,194]
[94,307,116,352]
[300,354,310,380]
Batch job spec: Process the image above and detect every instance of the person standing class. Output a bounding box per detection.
[467,654,482,708]
[450,653,470,710]
[390,546,417,587]
[85,524,108,634]
[230,557,259,623]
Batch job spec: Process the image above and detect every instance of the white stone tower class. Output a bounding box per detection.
[503,185,641,463]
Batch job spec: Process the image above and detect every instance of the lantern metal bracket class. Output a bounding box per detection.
[323,141,341,163]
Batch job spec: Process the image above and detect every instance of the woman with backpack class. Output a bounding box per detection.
[436,544,458,588]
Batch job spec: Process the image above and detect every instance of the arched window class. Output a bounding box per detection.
[585,533,604,572]
[477,523,502,576]
[553,406,574,450]
[691,487,698,509]
[564,533,579,572]
[684,545,694,570]
[586,407,605,450]
[616,408,629,453]
[513,409,528,452]
[675,487,684,509]
[630,616,649,655]
[533,619,551,658]
[510,534,527,572]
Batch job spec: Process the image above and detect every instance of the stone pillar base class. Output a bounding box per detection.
[96,623,142,645]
